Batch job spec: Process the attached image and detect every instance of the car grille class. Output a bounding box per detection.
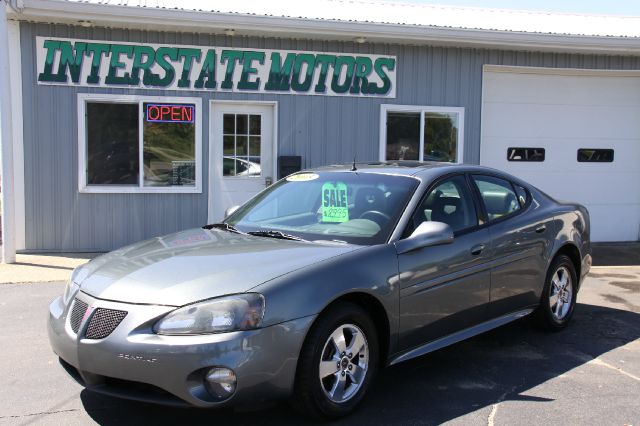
[69,299,88,333]
[85,308,128,339]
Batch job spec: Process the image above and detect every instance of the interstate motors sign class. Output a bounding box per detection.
[36,37,397,98]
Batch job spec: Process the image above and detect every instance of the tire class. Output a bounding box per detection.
[291,302,379,419]
[534,254,578,331]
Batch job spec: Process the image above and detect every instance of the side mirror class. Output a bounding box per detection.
[224,205,240,218]
[394,221,454,254]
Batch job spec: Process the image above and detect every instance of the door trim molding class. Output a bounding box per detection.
[388,308,533,366]
[207,100,278,223]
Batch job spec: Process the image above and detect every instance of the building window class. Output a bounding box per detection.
[507,147,545,162]
[577,149,614,163]
[79,95,202,193]
[381,105,464,163]
[223,113,262,177]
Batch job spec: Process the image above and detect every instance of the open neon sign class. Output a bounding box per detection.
[145,103,195,123]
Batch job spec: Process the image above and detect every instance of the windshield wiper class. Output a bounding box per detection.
[203,222,245,234]
[247,230,306,241]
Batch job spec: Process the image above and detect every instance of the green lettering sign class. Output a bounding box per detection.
[85,43,109,84]
[194,49,217,89]
[38,40,61,83]
[36,37,397,97]
[177,48,201,88]
[220,50,244,90]
[291,54,316,92]
[313,54,336,93]
[369,57,396,95]
[130,45,157,86]
[321,182,349,223]
[351,56,373,94]
[238,51,265,91]
[265,52,295,91]
[331,56,355,94]
[105,44,134,85]
[152,47,178,87]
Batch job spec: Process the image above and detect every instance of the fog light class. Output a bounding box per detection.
[204,367,237,400]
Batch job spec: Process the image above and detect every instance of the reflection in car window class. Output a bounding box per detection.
[472,175,520,221]
[513,184,529,208]
[227,172,419,245]
[408,175,478,235]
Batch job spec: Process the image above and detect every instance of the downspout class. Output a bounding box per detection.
[0,0,16,263]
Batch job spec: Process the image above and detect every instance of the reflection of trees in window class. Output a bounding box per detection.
[86,102,139,185]
[424,113,457,163]
[222,114,262,176]
[577,149,613,163]
[507,148,545,162]
[386,112,420,160]
[143,103,196,186]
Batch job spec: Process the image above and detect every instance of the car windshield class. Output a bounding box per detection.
[226,171,420,245]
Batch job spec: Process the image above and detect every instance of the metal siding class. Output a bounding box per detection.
[19,23,640,250]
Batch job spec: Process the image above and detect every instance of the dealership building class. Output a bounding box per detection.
[1,0,640,261]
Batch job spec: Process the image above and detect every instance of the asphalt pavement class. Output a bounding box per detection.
[0,268,638,425]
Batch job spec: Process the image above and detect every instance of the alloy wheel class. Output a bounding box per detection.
[318,323,369,403]
[549,266,573,320]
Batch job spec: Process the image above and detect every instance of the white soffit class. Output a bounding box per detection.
[9,0,640,54]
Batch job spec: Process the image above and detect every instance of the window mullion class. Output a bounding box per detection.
[138,101,144,188]
[418,110,425,162]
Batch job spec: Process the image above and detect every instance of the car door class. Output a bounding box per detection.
[397,174,492,351]
[469,174,553,318]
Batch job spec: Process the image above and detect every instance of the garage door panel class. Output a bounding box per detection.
[503,171,640,205]
[481,68,640,242]
[484,73,640,106]
[482,103,640,139]
[586,204,640,242]
[481,137,640,173]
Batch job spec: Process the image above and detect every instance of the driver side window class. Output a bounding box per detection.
[406,175,478,236]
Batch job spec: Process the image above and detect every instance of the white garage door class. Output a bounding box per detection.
[480,66,640,242]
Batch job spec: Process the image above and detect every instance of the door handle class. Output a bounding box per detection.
[535,225,546,234]
[470,244,485,256]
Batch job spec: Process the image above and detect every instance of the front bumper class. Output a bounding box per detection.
[48,291,315,408]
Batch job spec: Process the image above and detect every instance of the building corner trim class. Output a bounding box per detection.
[8,19,24,251]
[0,1,16,262]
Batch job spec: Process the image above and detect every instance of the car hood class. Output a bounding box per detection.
[75,228,359,306]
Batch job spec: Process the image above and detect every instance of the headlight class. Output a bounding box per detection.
[154,293,265,335]
[62,280,80,306]
[62,267,83,306]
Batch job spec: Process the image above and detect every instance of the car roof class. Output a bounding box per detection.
[311,162,503,179]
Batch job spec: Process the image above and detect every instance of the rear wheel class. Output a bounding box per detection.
[292,302,379,419]
[534,254,577,330]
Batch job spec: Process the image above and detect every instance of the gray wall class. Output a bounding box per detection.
[19,22,640,251]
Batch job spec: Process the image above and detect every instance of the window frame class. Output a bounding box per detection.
[402,172,480,238]
[77,93,202,194]
[379,104,465,163]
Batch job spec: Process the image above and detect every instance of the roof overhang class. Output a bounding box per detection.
[9,0,640,55]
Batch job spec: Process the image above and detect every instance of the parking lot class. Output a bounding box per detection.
[0,267,638,425]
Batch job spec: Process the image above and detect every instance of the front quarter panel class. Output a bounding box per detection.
[251,244,401,354]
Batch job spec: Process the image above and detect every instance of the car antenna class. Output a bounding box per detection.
[351,156,357,171]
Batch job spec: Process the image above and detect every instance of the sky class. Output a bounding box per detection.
[394,0,640,16]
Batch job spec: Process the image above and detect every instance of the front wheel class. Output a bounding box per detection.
[534,254,578,331]
[292,302,379,419]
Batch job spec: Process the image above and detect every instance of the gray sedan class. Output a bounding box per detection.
[47,162,592,419]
